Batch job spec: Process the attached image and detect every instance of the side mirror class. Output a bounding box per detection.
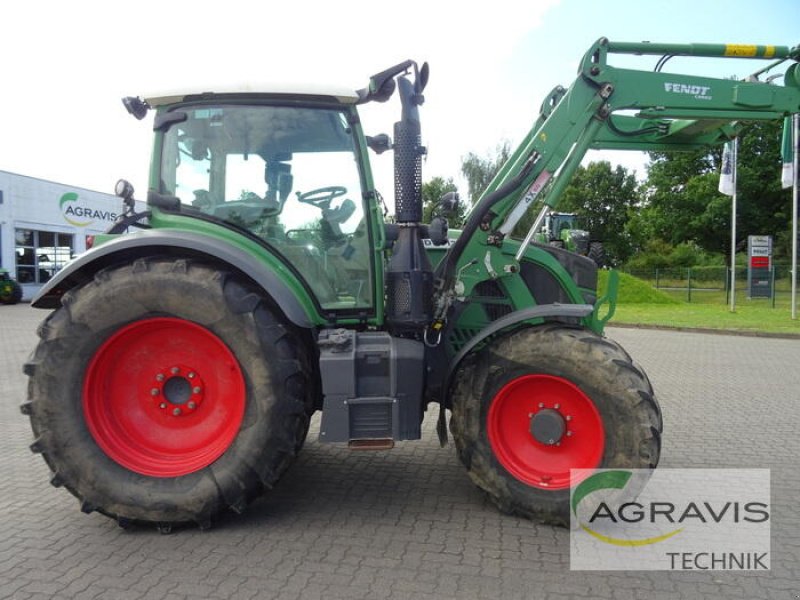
[122,97,149,120]
[356,59,424,105]
[366,134,393,154]
[427,216,449,246]
[418,62,430,93]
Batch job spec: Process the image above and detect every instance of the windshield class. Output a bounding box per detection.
[159,104,372,310]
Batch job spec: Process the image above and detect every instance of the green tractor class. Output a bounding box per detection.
[536,211,606,267]
[0,269,23,305]
[22,39,799,530]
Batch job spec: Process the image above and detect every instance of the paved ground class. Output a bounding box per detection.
[1,303,799,600]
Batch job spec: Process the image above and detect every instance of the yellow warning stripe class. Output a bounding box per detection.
[725,44,758,57]
[724,44,776,58]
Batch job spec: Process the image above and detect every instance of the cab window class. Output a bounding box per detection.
[160,104,372,310]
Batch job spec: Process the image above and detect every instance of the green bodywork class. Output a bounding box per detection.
[39,38,799,365]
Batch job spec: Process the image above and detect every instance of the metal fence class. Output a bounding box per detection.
[623,265,795,306]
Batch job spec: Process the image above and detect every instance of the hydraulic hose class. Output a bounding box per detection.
[433,158,534,289]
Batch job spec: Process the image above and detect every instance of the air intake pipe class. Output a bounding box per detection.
[386,75,433,334]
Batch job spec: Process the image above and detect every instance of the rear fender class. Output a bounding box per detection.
[32,229,315,328]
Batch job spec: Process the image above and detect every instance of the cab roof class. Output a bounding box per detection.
[145,84,360,107]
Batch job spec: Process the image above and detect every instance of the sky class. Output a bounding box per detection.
[0,0,797,210]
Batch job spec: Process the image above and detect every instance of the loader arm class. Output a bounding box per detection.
[434,38,800,295]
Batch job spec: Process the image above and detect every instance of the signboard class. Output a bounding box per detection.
[747,235,772,299]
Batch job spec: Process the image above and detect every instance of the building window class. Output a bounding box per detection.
[15,229,74,284]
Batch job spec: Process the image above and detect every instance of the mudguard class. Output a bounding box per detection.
[444,303,594,395]
[32,229,314,328]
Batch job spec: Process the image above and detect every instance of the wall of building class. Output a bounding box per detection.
[0,170,146,300]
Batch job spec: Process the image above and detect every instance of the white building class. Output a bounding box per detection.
[0,170,146,300]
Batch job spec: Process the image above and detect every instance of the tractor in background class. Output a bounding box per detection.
[0,269,23,304]
[536,211,606,266]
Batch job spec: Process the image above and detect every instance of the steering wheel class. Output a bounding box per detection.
[297,186,347,207]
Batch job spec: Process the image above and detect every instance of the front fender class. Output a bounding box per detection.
[32,229,315,328]
[438,303,594,404]
[448,304,593,380]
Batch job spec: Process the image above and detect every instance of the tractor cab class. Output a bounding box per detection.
[547,212,578,235]
[543,212,582,237]
[148,92,376,311]
[543,211,588,250]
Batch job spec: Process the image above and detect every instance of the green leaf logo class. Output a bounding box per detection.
[60,192,92,227]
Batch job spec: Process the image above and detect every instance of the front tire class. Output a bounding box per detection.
[449,324,661,526]
[23,258,314,528]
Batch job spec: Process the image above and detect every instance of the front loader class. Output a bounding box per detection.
[23,39,800,530]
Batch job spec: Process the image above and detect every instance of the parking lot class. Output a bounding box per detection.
[1,303,799,599]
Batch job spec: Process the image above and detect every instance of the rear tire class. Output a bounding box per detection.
[23,258,314,528]
[587,241,606,267]
[1,280,22,304]
[449,324,661,526]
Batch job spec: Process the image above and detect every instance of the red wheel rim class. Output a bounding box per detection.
[83,318,246,477]
[487,374,604,490]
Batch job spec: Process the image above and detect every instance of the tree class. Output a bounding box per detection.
[421,176,463,227]
[638,120,789,259]
[639,146,727,254]
[460,141,511,206]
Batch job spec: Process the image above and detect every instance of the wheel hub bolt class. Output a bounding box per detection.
[152,366,204,415]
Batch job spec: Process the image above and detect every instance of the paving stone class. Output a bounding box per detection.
[2,305,797,599]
